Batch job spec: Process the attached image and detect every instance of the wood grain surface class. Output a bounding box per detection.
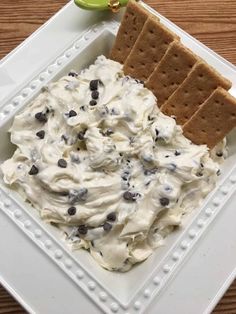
[0,0,235,313]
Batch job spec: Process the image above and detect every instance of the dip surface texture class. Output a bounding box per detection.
[1,56,222,271]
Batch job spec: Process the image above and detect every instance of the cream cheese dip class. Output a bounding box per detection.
[1,56,225,271]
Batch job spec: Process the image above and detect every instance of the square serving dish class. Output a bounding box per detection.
[0,2,236,314]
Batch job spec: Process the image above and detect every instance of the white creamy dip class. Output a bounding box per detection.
[1,56,225,271]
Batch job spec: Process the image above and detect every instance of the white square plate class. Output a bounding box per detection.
[0,2,236,314]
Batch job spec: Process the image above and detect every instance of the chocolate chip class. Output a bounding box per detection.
[89,79,99,91]
[68,188,88,204]
[68,110,77,117]
[61,134,68,144]
[68,206,76,216]
[216,152,223,157]
[68,71,78,77]
[196,172,203,177]
[160,197,169,207]
[144,168,157,176]
[78,130,86,140]
[123,191,139,201]
[58,159,67,168]
[200,163,204,168]
[78,225,88,235]
[148,115,154,121]
[168,163,177,171]
[89,100,97,106]
[165,155,170,158]
[103,222,112,231]
[105,128,114,136]
[35,112,47,123]
[91,90,99,99]
[175,150,181,156]
[36,130,45,139]
[155,129,159,136]
[29,165,39,175]
[107,212,116,222]
[80,106,85,111]
[217,169,221,176]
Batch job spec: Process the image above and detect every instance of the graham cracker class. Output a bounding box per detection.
[145,41,199,107]
[161,61,232,125]
[183,87,236,149]
[110,0,149,64]
[123,17,179,81]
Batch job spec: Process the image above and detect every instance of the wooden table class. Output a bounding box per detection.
[0,0,235,313]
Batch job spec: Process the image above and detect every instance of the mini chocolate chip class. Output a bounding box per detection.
[68,71,78,77]
[196,172,203,177]
[61,134,68,144]
[68,110,77,117]
[29,165,39,175]
[155,129,159,136]
[216,152,223,157]
[89,100,97,106]
[217,169,221,176]
[107,212,116,222]
[91,240,94,247]
[160,197,169,207]
[80,106,85,111]
[100,251,103,256]
[78,225,88,235]
[200,163,204,168]
[175,150,181,156]
[105,128,114,136]
[36,130,45,139]
[35,112,47,123]
[91,90,99,99]
[123,191,139,201]
[58,159,67,168]
[78,130,86,140]
[168,163,177,171]
[68,206,76,216]
[103,222,112,231]
[89,79,100,91]
[165,155,170,158]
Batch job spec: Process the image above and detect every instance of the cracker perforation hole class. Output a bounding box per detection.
[175,69,179,72]
[174,54,178,58]
[184,90,188,94]
[162,71,166,75]
[231,113,236,117]
[149,29,154,34]
[201,129,206,133]
[163,84,167,87]
[184,103,188,107]
[199,74,203,78]
[139,48,144,53]
[184,115,189,120]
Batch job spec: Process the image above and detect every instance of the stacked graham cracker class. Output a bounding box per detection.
[110,0,236,149]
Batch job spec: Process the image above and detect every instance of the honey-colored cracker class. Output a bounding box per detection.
[123,17,179,81]
[183,87,236,149]
[161,61,232,125]
[110,0,149,64]
[145,41,198,107]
